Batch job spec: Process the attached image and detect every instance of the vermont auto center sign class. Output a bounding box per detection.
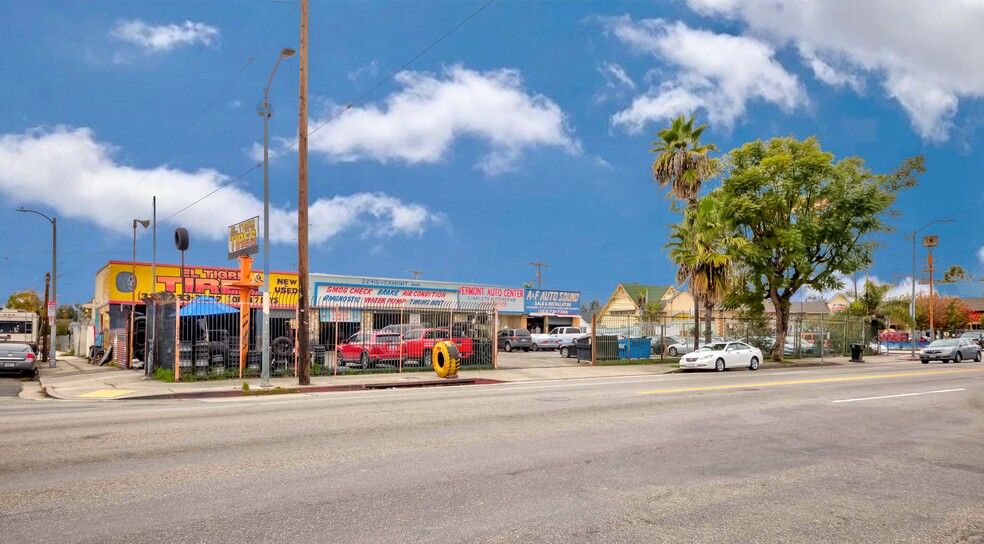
[524,289,580,316]
[311,274,525,314]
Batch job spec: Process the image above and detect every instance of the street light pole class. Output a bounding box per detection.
[129,219,150,370]
[908,218,953,357]
[259,47,296,388]
[17,208,57,368]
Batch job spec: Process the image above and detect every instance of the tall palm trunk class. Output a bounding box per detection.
[704,301,713,343]
[693,302,700,351]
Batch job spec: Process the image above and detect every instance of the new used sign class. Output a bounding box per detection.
[228,216,259,259]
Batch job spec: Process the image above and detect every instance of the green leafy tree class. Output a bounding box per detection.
[56,304,79,321]
[651,113,718,348]
[718,136,922,361]
[845,281,913,338]
[941,265,970,283]
[5,289,43,316]
[666,195,747,343]
[580,299,603,321]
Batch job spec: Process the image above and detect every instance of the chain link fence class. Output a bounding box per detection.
[141,292,497,380]
[595,311,882,360]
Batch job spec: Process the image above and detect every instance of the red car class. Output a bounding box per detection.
[336,330,402,368]
[400,328,473,364]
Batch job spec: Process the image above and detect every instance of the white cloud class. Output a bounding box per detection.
[347,60,379,83]
[0,127,441,245]
[601,62,636,90]
[797,273,926,303]
[604,16,805,131]
[303,65,579,176]
[228,100,242,109]
[798,47,864,93]
[687,0,984,141]
[978,246,984,269]
[111,19,219,52]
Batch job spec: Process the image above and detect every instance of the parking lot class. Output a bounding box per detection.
[496,348,584,368]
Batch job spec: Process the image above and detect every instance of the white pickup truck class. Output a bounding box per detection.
[530,326,585,351]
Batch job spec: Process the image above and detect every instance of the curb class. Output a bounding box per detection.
[667,360,845,373]
[42,377,502,401]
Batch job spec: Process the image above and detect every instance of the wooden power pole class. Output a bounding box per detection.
[529,261,549,289]
[42,273,50,362]
[296,0,311,385]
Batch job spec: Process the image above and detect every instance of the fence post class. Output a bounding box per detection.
[591,313,597,365]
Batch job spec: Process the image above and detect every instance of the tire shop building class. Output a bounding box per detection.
[93,261,581,364]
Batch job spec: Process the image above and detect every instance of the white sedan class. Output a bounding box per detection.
[679,341,763,372]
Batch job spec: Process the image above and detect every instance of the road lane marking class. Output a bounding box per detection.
[832,388,966,403]
[637,368,984,395]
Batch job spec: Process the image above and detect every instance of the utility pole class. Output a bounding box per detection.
[296,0,311,385]
[42,273,50,362]
[408,270,424,280]
[529,261,549,289]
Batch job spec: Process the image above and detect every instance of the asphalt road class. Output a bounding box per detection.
[2,362,983,543]
[0,375,25,397]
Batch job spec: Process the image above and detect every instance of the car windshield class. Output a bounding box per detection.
[696,343,728,352]
[960,332,981,338]
[376,334,400,344]
[929,339,959,347]
[515,330,531,337]
[0,343,31,352]
[402,329,423,340]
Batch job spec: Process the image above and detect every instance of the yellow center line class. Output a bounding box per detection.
[637,368,984,395]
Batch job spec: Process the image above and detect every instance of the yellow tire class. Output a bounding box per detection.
[433,341,461,378]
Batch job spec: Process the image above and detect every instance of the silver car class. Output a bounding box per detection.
[920,338,982,364]
[0,343,38,377]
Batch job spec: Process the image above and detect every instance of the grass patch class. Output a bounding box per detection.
[243,386,298,396]
[154,368,175,382]
[596,358,680,366]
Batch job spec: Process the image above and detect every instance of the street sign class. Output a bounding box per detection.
[47,303,56,318]
[922,235,939,247]
[228,216,259,260]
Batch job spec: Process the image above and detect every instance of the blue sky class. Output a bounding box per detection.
[1,0,982,307]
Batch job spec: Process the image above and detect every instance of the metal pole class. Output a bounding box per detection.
[296,0,311,385]
[261,99,272,387]
[910,229,916,357]
[149,196,156,375]
[129,222,136,369]
[928,248,935,340]
[51,218,57,368]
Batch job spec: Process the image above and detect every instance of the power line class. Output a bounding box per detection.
[104,3,299,217]
[164,0,496,223]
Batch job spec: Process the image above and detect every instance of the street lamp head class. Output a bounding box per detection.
[134,219,150,229]
[281,48,296,58]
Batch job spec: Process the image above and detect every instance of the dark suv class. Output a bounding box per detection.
[497,329,532,352]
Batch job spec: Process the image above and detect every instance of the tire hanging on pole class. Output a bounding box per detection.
[432,341,460,379]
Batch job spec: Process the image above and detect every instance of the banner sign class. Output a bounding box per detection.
[314,283,457,308]
[457,286,525,313]
[319,308,361,323]
[228,216,259,260]
[524,289,580,315]
[96,262,297,305]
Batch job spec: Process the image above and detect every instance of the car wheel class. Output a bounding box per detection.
[715,358,725,372]
[359,351,370,368]
[336,351,346,367]
[531,344,539,351]
[921,359,929,364]
[669,347,678,357]
[749,356,759,371]
[560,346,570,358]
[504,342,512,353]
[955,352,962,363]
[975,351,982,363]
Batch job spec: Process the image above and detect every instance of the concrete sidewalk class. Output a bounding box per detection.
[26,353,904,401]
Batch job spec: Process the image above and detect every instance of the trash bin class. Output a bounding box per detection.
[850,343,864,362]
[617,337,653,359]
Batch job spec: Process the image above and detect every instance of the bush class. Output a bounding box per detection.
[154,368,175,382]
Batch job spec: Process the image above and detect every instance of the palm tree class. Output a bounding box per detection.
[651,114,718,349]
[666,195,746,344]
[650,114,718,205]
[847,281,913,341]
